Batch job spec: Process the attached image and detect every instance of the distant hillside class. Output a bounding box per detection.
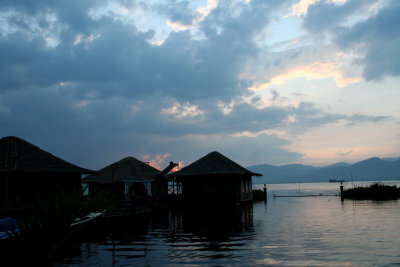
[248,157,400,184]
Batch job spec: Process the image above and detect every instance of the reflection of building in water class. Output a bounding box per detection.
[166,204,254,235]
[168,210,183,231]
[168,151,262,206]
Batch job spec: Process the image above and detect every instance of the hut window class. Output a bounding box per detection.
[82,183,89,196]
[125,182,132,199]
[168,179,182,195]
[128,183,148,196]
[247,180,252,193]
[144,181,152,196]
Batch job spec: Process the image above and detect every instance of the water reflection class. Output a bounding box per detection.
[55,183,400,266]
[55,205,255,266]
[163,205,254,236]
[252,195,400,266]
[162,206,254,264]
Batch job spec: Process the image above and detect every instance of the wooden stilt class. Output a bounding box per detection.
[263,184,267,202]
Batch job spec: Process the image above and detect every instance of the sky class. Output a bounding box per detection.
[1,0,399,170]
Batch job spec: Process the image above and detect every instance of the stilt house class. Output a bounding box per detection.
[0,136,94,208]
[83,157,161,200]
[169,151,262,206]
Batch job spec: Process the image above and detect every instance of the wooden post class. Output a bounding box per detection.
[263,184,267,202]
[340,182,344,201]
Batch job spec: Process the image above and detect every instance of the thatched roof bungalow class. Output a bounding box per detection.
[169,151,262,206]
[0,136,94,208]
[83,157,161,200]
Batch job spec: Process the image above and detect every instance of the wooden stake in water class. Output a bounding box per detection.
[340,182,344,201]
[263,184,267,202]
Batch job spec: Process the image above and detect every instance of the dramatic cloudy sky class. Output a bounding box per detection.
[1,0,399,170]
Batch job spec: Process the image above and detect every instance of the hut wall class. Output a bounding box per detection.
[240,176,253,202]
[0,173,8,206]
[152,180,168,196]
[88,182,125,200]
[128,182,148,196]
[178,174,252,205]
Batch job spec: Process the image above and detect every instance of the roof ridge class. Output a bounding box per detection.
[83,156,161,183]
[171,151,262,177]
[0,136,93,173]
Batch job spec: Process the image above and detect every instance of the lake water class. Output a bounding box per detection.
[55,182,400,266]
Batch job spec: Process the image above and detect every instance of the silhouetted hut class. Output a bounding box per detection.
[83,157,161,200]
[169,151,262,206]
[0,136,94,208]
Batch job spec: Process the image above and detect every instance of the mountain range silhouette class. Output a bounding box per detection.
[248,157,400,184]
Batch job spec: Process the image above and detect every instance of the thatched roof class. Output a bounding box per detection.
[0,136,94,173]
[83,157,160,183]
[170,151,262,177]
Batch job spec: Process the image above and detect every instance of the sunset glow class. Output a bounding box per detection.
[171,161,185,172]
[147,154,170,170]
[249,61,361,91]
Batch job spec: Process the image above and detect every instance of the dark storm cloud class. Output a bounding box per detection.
[335,1,400,80]
[0,84,389,169]
[302,0,371,33]
[0,0,276,102]
[155,0,198,26]
[285,102,390,133]
[345,113,390,126]
[158,0,283,101]
[302,0,400,81]
[0,0,101,34]
[1,80,386,139]
[0,87,304,168]
[0,0,395,168]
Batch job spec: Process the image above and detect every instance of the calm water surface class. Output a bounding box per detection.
[55,182,400,266]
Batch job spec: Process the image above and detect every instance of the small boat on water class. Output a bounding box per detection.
[329,179,346,183]
[0,217,20,239]
[70,211,105,228]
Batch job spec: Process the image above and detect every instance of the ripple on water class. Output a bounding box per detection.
[55,183,400,266]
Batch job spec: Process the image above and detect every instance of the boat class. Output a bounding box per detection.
[70,211,105,228]
[329,179,345,183]
[0,217,20,239]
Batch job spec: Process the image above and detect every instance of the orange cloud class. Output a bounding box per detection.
[171,161,185,172]
[249,61,361,91]
[148,153,171,170]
